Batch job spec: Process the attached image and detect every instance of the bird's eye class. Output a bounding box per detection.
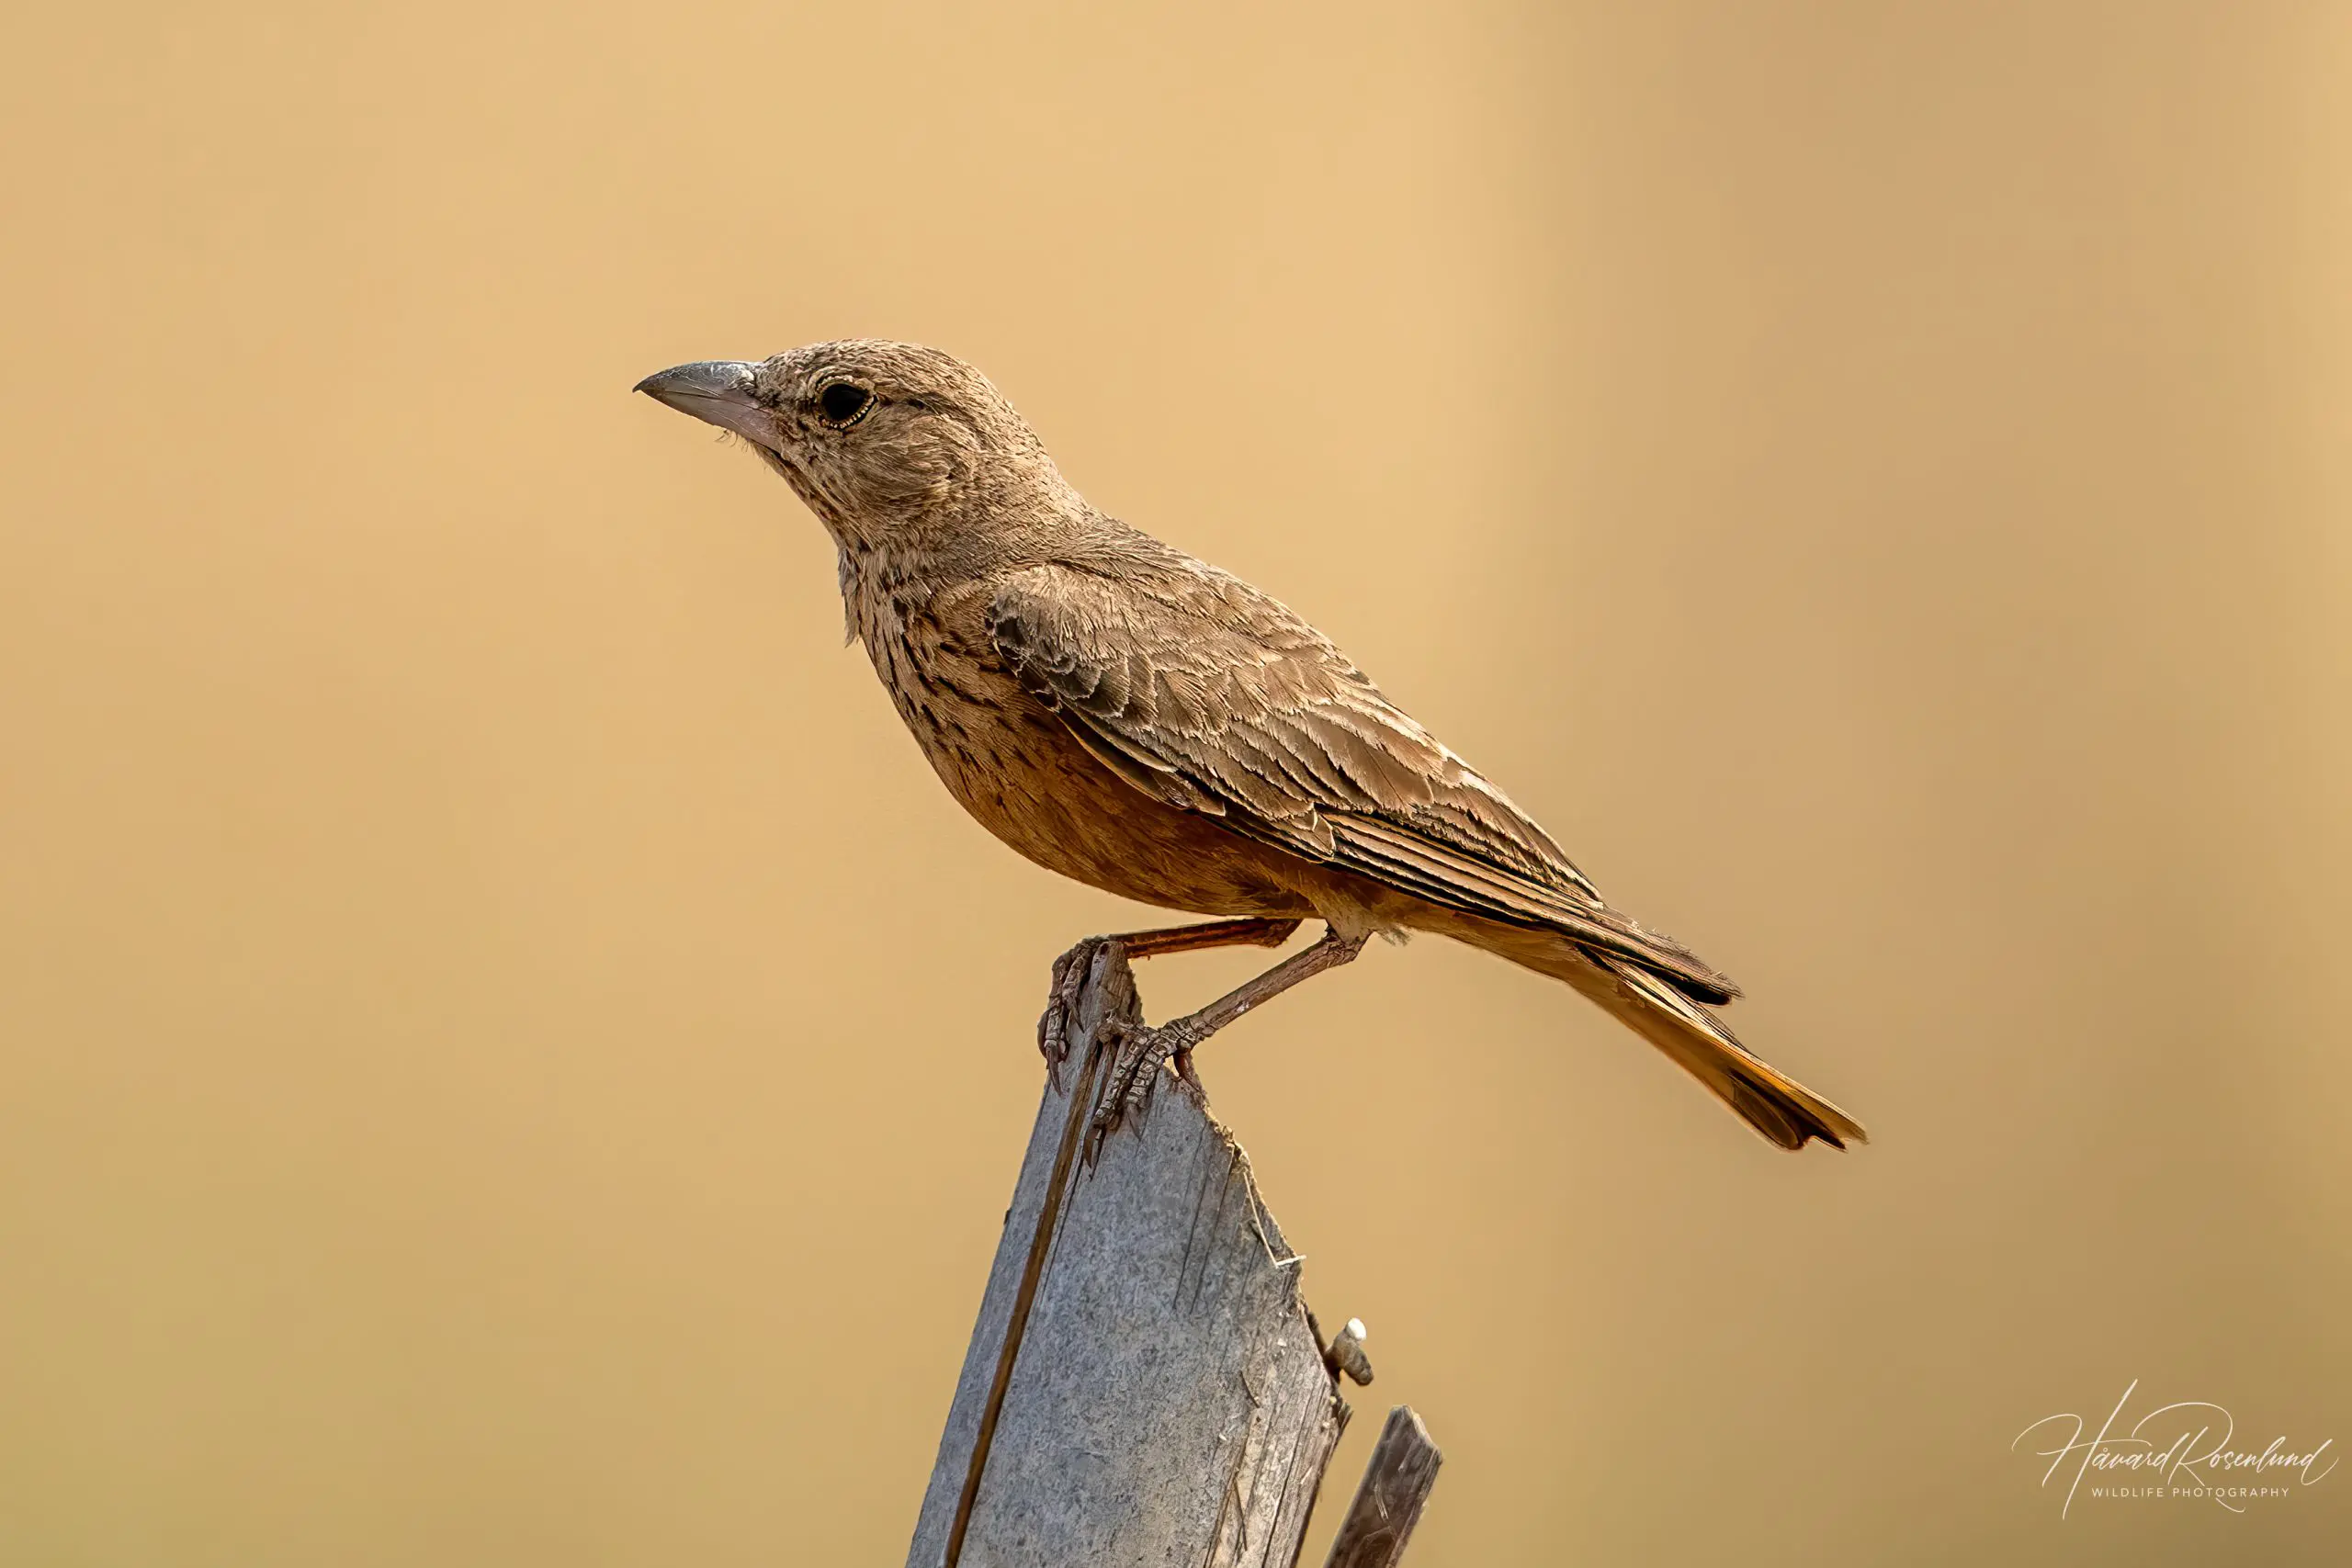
[817,382,874,427]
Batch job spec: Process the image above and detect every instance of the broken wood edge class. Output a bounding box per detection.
[1322,1406,1443,1568]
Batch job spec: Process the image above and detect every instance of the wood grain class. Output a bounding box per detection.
[1321,1406,1443,1568]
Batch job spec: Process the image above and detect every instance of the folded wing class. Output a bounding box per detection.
[986,558,1739,1004]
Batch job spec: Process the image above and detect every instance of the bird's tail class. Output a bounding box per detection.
[1441,917,1867,1151]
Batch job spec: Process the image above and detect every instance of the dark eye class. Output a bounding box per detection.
[817,382,874,426]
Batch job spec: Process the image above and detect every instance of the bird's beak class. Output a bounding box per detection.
[633,360,776,449]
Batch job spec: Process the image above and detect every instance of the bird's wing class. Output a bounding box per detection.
[986,559,1738,1001]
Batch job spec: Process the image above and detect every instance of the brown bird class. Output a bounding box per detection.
[637,342,1865,1152]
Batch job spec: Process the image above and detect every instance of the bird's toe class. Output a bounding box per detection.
[1039,934,1120,1089]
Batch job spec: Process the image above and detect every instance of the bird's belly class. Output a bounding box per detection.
[885,654,1308,919]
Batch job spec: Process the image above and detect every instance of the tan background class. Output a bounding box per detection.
[3,3,2346,1562]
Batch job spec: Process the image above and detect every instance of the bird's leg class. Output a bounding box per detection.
[1037,917,1303,1083]
[1111,916,1305,959]
[1089,924,1368,1161]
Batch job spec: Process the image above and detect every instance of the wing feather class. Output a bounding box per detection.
[987,558,1737,1002]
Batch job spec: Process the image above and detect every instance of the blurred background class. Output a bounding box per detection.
[3,3,2346,1562]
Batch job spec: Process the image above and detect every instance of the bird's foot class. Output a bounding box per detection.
[1083,1015,1202,1166]
[1038,934,1118,1091]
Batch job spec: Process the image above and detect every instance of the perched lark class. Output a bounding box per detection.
[638,342,1864,1151]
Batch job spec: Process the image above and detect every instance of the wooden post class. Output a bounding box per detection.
[905,942,1440,1567]
[1320,1407,1443,1568]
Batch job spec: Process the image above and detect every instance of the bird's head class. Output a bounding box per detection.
[635,340,1075,555]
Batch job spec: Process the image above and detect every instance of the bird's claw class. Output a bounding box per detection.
[1083,1017,1197,1167]
[1038,934,1201,1166]
[1038,934,1114,1091]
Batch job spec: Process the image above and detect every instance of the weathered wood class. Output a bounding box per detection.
[906,942,1351,1568]
[1321,1406,1442,1568]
